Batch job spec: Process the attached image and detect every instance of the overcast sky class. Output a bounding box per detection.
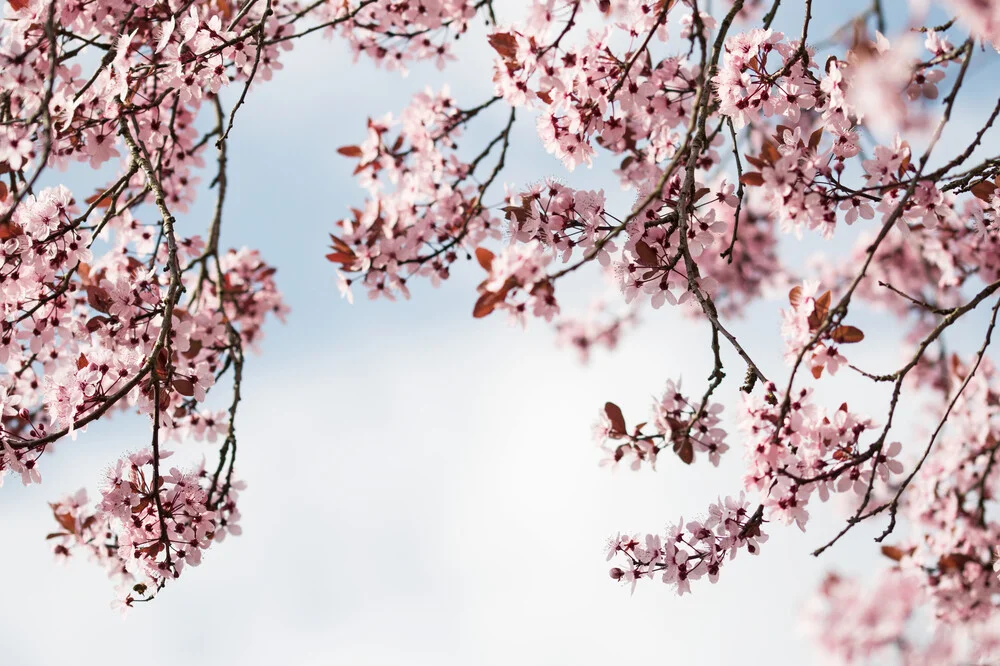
[2,2,999,664]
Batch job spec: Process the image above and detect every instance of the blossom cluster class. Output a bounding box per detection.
[606,492,767,595]
[48,452,243,609]
[741,383,904,531]
[595,379,728,471]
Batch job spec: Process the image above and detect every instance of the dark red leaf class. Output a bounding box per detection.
[673,438,694,464]
[604,402,627,435]
[634,240,659,267]
[173,379,195,397]
[808,128,823,151]
[337,145,363,158]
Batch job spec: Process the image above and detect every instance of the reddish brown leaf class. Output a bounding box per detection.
[807,129,823,151]
[77,353,88,370]
[7,0,29,10]
[938,552,975,573]
[789,285,803,308]
[473,291,499,318]
[634,240,659,267]
[501,204,532,225]
[744,155,767,170]
[0,181,7,202]
[84,189,114,208]
[604,402,627,435]
[329,234,352,254]
[0,220,22,240]
[184,339,203,359]
[881,545,907,562]
[475,247,495,272]
[337,145,363,158]
[808,290,832,329]
[898,152,911,177]
[85,316,110,333]
[52,510,76,534]
[740,172,764,187]
[487,32,519,60]
[831,325,865,344]
[325,252,356,267]
[673,438,694,464]
[761,140,780,164]
[153,348,170,382]
[158,386,171,410]
[85,285,112,314]
[173,379,195,397]
[971,180,997,203]
[816,290,832,315]
[535,90,553,104]
[811,365,824,379]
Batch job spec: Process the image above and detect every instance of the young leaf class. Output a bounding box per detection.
[173,379,196,397]
[473,291,499,318]
[673,438,694,464]
[808,290,832,329]
[487,32,519,60]
[604,402,627,435]
[52,510,76,534]
[971,180,997,202]
[634,240,659,267]
[761,141,780,164]
[831,325,865,344]
[336,145,363,158]
[789,285,803,308]
[475,247,495,272]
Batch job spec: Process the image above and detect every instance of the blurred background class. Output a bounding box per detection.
[2,2,999,664]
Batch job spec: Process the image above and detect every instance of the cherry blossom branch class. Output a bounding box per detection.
[219,0,273,145]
